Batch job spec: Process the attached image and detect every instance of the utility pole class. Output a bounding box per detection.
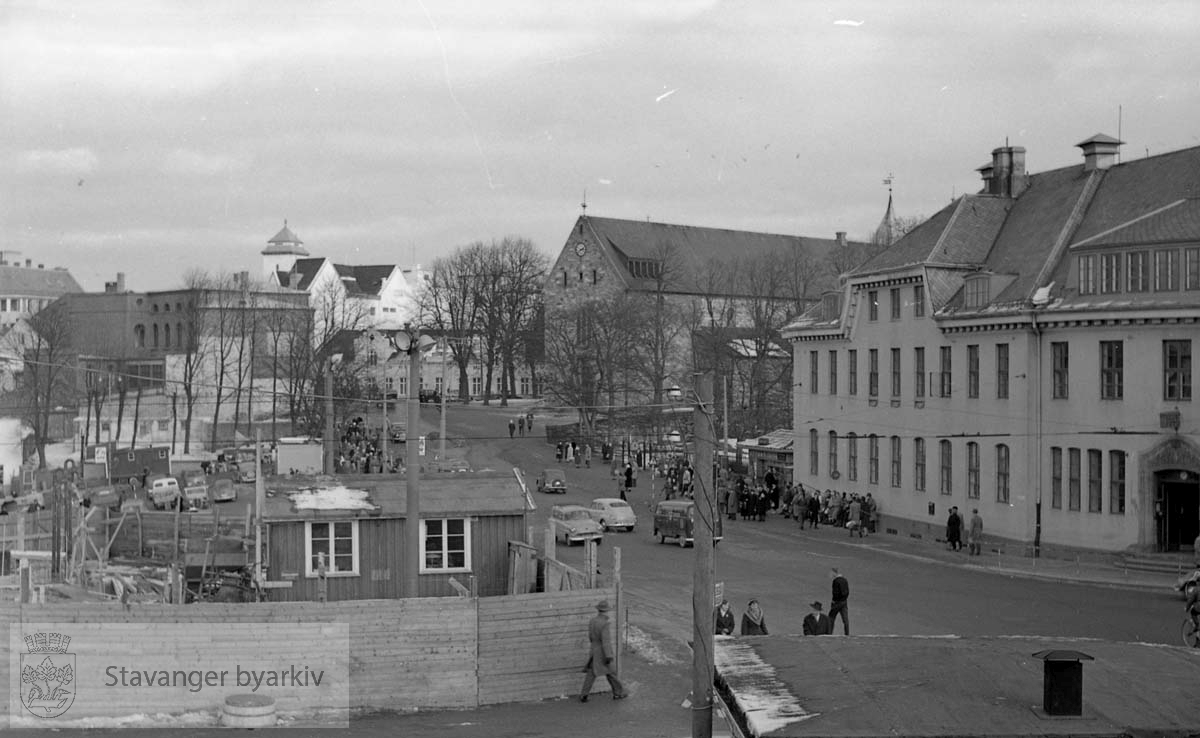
[403,325,423,598]
[254,428,264,600]
[439,338,448,464]
[691,372,715,738]
[323,366,335,474]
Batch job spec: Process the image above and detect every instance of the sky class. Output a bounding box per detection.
[3,1,1199,292]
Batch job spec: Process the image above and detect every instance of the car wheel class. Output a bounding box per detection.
[679,535,687,548]
[1187,582,1199,600]
[627,525,635,532]
[599,519,607,531]
[658,531,665,544]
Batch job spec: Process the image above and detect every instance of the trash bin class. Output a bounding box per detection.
[1031,649,1094,716]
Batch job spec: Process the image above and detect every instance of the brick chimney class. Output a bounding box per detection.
[1076,133,1123,172]
[989,145,1027,197]
[976,161,994,193]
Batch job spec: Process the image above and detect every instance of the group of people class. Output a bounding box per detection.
[714,568,852,638]
[334,416,396,474]
[507,412,535,438]
[945,506,985,555]
[720,476,880,536]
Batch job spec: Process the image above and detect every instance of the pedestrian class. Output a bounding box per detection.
[575,443,582,468]
[829,567,850,635]
[806,493,821,529]
[803,601,832,636]
[508,418,516,438]
[866,493,879,534]
[579,599,628,702]
[624,463,633,494]
[847,496,863,537]
[968,508,984,556]
[740,599,768,635]
[518,415,525,436]
[715,599,735,635]
[584,444,593,468]
[566,442,576,464]
[556,441,564,463]
[526,412,534,432]
[946,506,963,551]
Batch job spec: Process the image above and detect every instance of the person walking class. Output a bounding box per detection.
[715,599,736,635]
[526,412,534,432]
[947,506,963,551]
[508,418,516,438]
[518,415,525,436]
[968,508,984,556]
[829,568,850,635]
[623,463,634,501]
[579,600,628,702]
[740,599,768,635]
[584,444,593,469]
[847,496,863,537]
[803,601,832,636]
[806,492,821,529]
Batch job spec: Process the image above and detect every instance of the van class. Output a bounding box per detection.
[653,499,723,547]
[148,475,181,510]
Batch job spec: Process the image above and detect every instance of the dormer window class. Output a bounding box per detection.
[964,274,991,308]
[627,259,662,279]
[821,291,841,318]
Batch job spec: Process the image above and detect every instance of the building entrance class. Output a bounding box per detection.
[1157,472,1200,552]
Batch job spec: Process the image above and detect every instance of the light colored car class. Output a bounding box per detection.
[588,498,637,532]
[147,475,181,510]
[209,478,237,503]
[537,468,567,494]
[550,504,603,546]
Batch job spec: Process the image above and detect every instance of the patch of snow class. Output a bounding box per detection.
[715,640,816,735]
[287,485,378,511]
[626,624,683,665]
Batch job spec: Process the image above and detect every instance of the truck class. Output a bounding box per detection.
[182,469,209,509]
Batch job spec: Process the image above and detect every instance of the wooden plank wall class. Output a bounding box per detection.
[476,588,616,705]
[0,587,615,720]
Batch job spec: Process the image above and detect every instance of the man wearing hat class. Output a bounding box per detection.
[803,601,831,635]
[580,599,628,702]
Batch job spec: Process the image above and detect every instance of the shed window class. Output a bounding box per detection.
[305,520,359,577]
[421,518,471,572]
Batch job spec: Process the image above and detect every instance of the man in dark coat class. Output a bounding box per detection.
[714,599,736,635]
[947,506,963,551]
[580,600,627,702]
[829,567,850,635]
[803,601,832,635]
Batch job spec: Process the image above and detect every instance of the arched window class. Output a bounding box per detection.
[164,324,171,347]
[152,324,159,347]
[134,324,146,348]
[828,431,838,476]
[847,432,858,481]
[176,322,183,347]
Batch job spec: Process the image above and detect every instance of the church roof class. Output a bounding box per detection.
[263,221,309,256]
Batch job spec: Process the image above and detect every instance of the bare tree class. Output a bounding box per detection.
[491,237,549,406]
[422,245,484,401]
[19,301,77,468]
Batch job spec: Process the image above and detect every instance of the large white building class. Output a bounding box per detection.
[785,135,1200,554]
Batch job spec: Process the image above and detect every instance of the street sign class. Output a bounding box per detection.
[419,436,426,456]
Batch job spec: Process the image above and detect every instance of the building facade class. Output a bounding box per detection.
[785,135,1200,554]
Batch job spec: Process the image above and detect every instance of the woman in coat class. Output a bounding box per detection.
[715,599,736,635]
[740,599,768,635]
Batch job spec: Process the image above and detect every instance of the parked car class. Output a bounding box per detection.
[182,470,209,509]
[550,504,603,546]
[536,468,567,494]
[653,499,723,547]
[588,498,637,532]
[147,475,182,510]
[81,485,121,510]
[419,389,442,404]
[209,478,237,503]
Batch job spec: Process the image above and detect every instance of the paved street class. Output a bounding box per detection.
[13,401,1191,738]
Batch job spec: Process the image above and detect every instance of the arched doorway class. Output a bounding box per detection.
[1140,437,1200,553]
[1156,469,1200,552]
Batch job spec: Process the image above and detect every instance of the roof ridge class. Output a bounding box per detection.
[928,196,968,261]
[1069,198,1188,249]
[584,214,858,244]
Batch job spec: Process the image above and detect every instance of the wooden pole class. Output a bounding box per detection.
[403,328,423,598]
[691,372,715,738]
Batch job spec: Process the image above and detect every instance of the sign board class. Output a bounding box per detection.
[94,447,107,465]
[419,436,426,456]
[714,581,724,607]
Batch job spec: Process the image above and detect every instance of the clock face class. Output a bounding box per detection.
[574,242,586,256]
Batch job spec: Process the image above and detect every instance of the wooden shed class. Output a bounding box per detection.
[262,472,531,601]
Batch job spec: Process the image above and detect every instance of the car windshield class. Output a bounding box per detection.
[609,501,631,509]
[566,510,591,520]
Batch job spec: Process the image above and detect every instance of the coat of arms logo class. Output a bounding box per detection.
[19,631,75,718]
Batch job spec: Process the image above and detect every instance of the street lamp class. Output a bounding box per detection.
[392,324,436,599]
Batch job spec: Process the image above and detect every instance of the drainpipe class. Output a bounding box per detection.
[1031,311,1043,558]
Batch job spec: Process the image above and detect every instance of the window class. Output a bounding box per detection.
[914,347,925,399]
[890,287,901,320]
[164,324,171,347]
[890,348,901,397]
[829,351,838,395]
[996,444,1010,503]
[1068,448,1081,511]
[809,429,819,475]
[848,350,858,395]
[385,376,395,394]
[176,322,183,347]
[1087,449,1102,513]
[1051,342,1069,399]
[435,376,444,392]
[305,521,359,577]
[964,275,989,308]
[996,344,1009,399]
[1155,249,1180,291]
[1164,340,1192,400]
[868,349,879,397]
[562,270,568,287]
[1078,254,1096,294]
[1187,248,1200,290]
[809,351,819,395]
[939,440,952,495]
[890,435,901,487]
[1100,253,1122,293]
[152,323,159,348]
[520,376,531,395]
[847,433,858,481]
[966,442,980,499]
[967,345,979,398]
[1109,450,1126,514]
[939,346,952,397]
[828,431,838,476]
[367,349,378,367]
[868,434,879,484]
[1100,341,1123,400]
[914,437,926,491]
[1051,447,1063,509]
[471,375,481,396]
[914,284,925,317]
[868,290,878,321]
[421,518,470,572]
[397,376,408,396]
[1127,251,1149,292]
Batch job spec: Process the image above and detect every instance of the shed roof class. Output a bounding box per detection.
[262,473,527,522]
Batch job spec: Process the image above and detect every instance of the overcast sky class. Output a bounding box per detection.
[3,1,1199,292]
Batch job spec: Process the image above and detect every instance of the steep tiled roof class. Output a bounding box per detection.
[853,195,1010,276]
[1073,199,1200,247]
[581,216,862,295]
[281,257,325,291]
[0,265,83,298]
[335,265,394,297]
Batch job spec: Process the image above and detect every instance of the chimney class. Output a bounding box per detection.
[289,271,302,289]
[117,272,125,292]
[25,259,31,267]
[835,231,847,247]
[1076,134,1123,172]
[976,161,994,193]
[989,145,1027,197]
